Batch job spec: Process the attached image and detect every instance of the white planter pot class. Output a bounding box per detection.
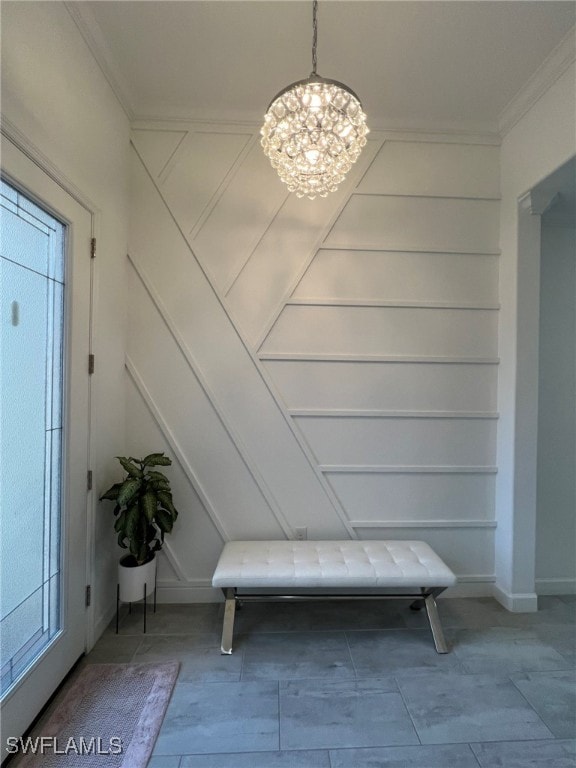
[118,555,157,603]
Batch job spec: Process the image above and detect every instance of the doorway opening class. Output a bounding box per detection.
[533,158,576,595]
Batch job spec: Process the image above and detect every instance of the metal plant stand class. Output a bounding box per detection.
[115,578,157,634]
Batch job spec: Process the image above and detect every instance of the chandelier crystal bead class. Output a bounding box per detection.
[260,2,368,199]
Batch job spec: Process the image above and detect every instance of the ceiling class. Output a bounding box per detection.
[72,1,575,133]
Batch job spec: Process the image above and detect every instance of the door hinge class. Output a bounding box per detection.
[90,237,96,259]
[88,354,95,375]
[85,585,91,607]
[87,470,93,491]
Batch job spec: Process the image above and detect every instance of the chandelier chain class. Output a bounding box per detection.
[312,0,318,75]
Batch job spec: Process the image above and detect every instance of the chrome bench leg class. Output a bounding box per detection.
[424,591,449,654]
[221,588,236,655]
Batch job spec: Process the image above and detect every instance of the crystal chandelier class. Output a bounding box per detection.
[260,0,369,200]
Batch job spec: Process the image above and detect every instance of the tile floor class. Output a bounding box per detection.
[87,596,576,767]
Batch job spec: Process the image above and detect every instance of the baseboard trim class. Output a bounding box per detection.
[536,577,576,596]
[156,582,222,603]
[493,584,538,612]
[90,605,117,650]
[443,580,495,599]
[154,577,496,603]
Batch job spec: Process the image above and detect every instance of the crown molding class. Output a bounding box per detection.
[499,24,576,137]
[132,110,500,140]
[64,1,572,142]
[64,1,136,121]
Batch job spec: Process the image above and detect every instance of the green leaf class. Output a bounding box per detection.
[147,470,170,483]
[100,483,123,502]
[142,491,158,523]
[117,478,142,506]
[114,510,126,533]
[157,491,176,515]
[117,533,127,549]
[124,503,140,544]
[150,480,170,494]
[143,453,171,467]
[117,456,143,478]
[155,509,174,534]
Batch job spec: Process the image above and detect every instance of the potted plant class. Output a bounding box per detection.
[100,453,179,602]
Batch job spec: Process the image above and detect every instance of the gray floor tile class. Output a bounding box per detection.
[471,738,576,767]
[346,629,463,675]
[134,633,242,682]
[154,680,279,755]
[279,678,418,750]
[495,596,575,628]
[397,670,554,744]
[114,603,221,636]
[241,631,355,680]
[452,626,571,673]
[235,600,408,633]
[511,669,576,738]
[534,623,576,663]
[403,598,507,631]
[180,751,330,767]
[84,599,575,762]
[329,743,481,767]
[85,633,143,663]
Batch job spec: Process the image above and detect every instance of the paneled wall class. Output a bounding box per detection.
[128,125,500,600]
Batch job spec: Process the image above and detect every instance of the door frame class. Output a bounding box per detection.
[0,126,97,742]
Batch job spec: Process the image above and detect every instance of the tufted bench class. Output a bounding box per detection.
[212,540,456,654]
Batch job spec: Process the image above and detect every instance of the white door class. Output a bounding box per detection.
[0,136,92,744]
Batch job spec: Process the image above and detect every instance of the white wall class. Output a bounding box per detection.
[1,2,130,639]
[496,54,576,609]
[536,224,576,592]
[129,127,501,600]
[3,2,572,619]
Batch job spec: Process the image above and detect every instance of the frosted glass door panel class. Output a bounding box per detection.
[0,179,65,696]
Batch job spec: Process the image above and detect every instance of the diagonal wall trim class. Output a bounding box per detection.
[127,253,294,539]
[189,132,258,242]
[253,139,383,354]
[223,185,290,297]
[126,356,230,543]
[130,139,358,540]
[158,541,189,583]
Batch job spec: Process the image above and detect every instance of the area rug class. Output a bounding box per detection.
[16,662,179,767]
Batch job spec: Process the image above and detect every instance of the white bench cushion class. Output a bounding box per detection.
[212,540,456,589]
